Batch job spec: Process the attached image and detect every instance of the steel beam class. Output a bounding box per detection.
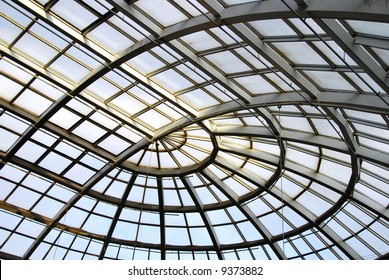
[201,167,287,259]
[315,19,389,94]
[181,176,224,259]
[213,156,361,259]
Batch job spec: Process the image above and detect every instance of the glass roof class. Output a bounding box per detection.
[0,0,388,260]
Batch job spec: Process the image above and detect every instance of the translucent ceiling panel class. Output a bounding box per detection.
[87,22,134,54]
[347,20,389,38]
[134,0,188,27]
[249,19,296,37]
[51,0,99,30]
[272,42,328,65]
[181,31,222,52]
[0,17,23,45]
[1,0,389,261]
[205,51,251,74]
[13,89,53,116]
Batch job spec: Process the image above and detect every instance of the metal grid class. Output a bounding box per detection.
[0,0,388,260]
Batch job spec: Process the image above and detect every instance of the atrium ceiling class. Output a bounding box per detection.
[0,0,388,260]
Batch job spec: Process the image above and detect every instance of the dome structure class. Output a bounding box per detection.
[0,0,388,260]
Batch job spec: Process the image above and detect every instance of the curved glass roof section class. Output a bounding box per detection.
[0,0,388,260]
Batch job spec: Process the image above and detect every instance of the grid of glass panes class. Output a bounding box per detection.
[1,0,389,260]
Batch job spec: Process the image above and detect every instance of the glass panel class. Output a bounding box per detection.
[51,1,99,30]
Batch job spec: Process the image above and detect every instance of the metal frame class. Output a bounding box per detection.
[0,0,388,260]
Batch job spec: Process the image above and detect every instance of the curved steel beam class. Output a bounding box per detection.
[213,155,361,259]
[201,167,287,259]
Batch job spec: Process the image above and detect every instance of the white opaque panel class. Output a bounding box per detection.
[39,152,72,174]
[6,187,40,210]
[14,33,59,65]
[0,75,23,101]
[49,55,90,82]
[30,22,69,49]
[50,108,81,129]
[0,59,34,83]
[29,78,65,101]
[55,141,83,159]
[135,0,188,27]
[296,191,332,217]
[286,148,319,170]
[345,109,385,123]
[311,118,341,138]
[51,0,98,30]
[72,121,107,143]
[355,181,388,207]
[13,90,53,116]
[32,197,64,219]
[354,123,389,139]
[205,51,251,74]
[88,23,134,53]
[152,68,193,92]
[109,14,149,42]
[110,93,147,115]
[166,227,190,245]
[249,19,296,36]
[1,233,34,257]
[137,225,160,244]
[98,135,130,155]
[137,109,172,130]
[303,71,355,91]
[189,227,213,246]
[281,116,314,133]
[235,75,278,94]
[214,224,244,244]
[64,164,95,184]
[272,42,328,65]
[313,41,357,66]
[289,18,325,35]
[265,72,298,91]
[274,176,304,198]
[15,141,46,163]
[86,78,120,100]
[319,159,351,184]
[259,212,292,236]
[180,89,219,109]
[0,17,23,45]
[347,20,389,38]
[207,209,231,225]
[0,129,19,152]
[345,72,385,93]
[82,214,111,235]
[309,182,341,203]
[129,52,165,74]
[237,221,263,241]
[181,31,221,52]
